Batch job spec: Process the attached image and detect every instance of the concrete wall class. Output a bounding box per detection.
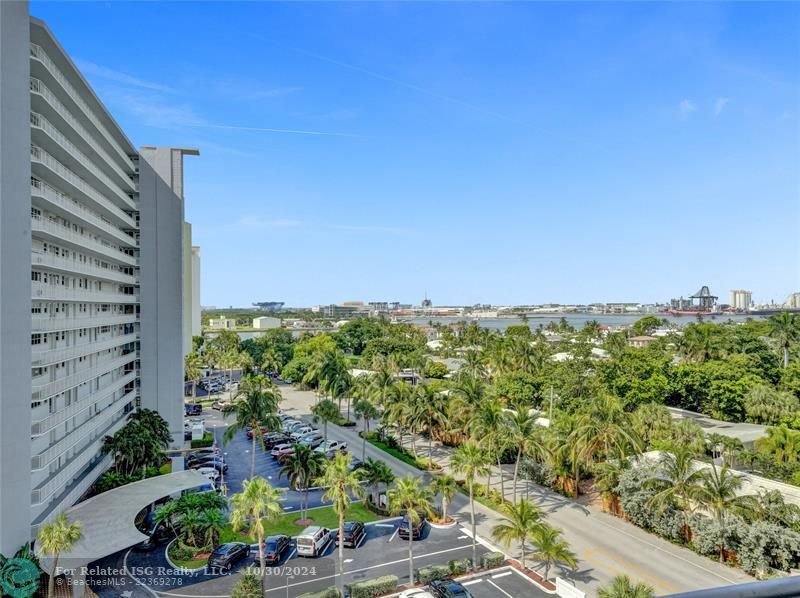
[0,0,33,555]
[138,157,184,448]
[182,221,192,357]
[191,246,201,337]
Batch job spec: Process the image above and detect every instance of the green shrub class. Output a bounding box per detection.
[191,432,214,448]
[416,564,450,584]
[346,575,399,598]
[231,572,262,598]
[296,588,341,598]
[482,552,505,569]
[448,558,471,575]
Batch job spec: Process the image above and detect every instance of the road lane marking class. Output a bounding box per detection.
[388,528,399,542]
[487,579,514,598]
[375,524,395,528]
[584,547,676,593]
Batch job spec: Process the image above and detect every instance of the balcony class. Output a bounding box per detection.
[32,282,138,305]
[32,313,137,333]
[31,352,137,402]
[29,43,136,174]
[32,251,137,286]
[32,333,138,367]
[31,213,137,266]
[31,178,136,247]
[30,77,135,193]
[31,377,136,436]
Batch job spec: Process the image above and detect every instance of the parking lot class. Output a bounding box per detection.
[460,568,551,598]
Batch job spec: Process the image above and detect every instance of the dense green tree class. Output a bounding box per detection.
[744,385,800,425]
[209,329,240,354]
[334,318,386,354]
[311,398,341,441]
[598,348,670,410]
[492,371,541,405]
[360,457,395,507]
[631,316,665,337]
[767,311,800,369]
[423,360,449,379]
[645,446,705,542]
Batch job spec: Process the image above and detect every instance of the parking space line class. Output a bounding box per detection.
[462,579,482,586]
[388,528,399,542]
[487,579,514,598]
[491,571,512,579]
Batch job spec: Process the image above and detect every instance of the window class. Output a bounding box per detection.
[31,271,41,282]
[31,334,42,345]
[31,207,41,218]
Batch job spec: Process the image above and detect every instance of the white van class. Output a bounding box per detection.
[295,526,331,557]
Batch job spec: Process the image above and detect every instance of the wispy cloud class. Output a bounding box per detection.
[214,80,302,102]
[679,99,697,118]
[235,216,409,234]
[183,122,364,138]
[714,97,731,116]
[75,59,175,93]
[238,216,303,229]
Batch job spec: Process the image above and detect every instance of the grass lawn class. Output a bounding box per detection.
[219,503,379,544]
[167,543,209,569]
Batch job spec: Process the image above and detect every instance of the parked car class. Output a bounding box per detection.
[428,580,473,598]
[207,542,250,572]
[195,467,220,482]
[271,444,296,459]
[263,433,292,449]
[290,426,315,440]
[297,432,324,448]
[282,420,305,432]
[247,425,271,440]
[334,521,365,548]
[295,526,331,557]
[398,514,426,540]
[212,399,235,411]
[315,440,347,455]
[254,534,291,565]
[190,458,227,473]
[348,458,365,472]
[189,447,221,459]
[184,403,202,416]
[133,524,174,552]
[187,454,225,468]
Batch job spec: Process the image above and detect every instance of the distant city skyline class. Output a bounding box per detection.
[31,1,799,307]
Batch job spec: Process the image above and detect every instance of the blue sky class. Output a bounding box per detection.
[32,2,799,307]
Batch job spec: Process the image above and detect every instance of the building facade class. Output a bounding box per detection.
[785,293,800,309]
[0,6,192,554]
[191,246,201,337]
[252,316,281,329]
[729,289,752,311]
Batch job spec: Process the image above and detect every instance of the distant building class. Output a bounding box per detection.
[629,335,657,348]
[321,303,369,318]
[729,289,752,311]
[252,302,284,312]
[785,293,800,309]
[208,317,236,330]
[422,296,432,309]
[252,316,281,329]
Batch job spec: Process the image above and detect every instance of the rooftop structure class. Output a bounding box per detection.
[666,407,767,446]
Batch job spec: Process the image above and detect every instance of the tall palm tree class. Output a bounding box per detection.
[260,348,282,376]
[430,474,458,522]
[755,425,800,465]
[414,383,447,460]
[220,349,241,385]
[529,524,577,582]
[491,500,542,569]
[361,457,395,508]
[279,445,326,521]
[383,383,413,450]
[354,398,380,460]
[767,311,799,369]
[690,462,755,562]
[504,406,544,504]
[184,351,203,401]
[316,454,366,592]
[463,350,488,379]
[645,446,705,542]
[451,441,489,569]
[470,398,506,498]
[229,477,283,595]
[37,513,82,598]
[388,476,434,586]
[593,460,628,516]
[223,375,282,478]
[311,398,341,442]
[598,575,655,598]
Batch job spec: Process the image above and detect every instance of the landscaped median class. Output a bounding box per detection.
[363,432,442,472]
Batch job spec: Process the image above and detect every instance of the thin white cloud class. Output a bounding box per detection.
[679,99,697,117]
[183,122,364,138]
[75,59,175,93]
[234,217,408,234]
[714,98,731,116]
[238,216,303,229]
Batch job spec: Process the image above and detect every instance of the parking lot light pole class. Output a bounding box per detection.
[285,574,294,598]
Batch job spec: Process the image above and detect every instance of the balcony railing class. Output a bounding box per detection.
[32,251,137,286]
[32,282,138,305]
[31,214,137,266]
[32,333,138,367]
[31,352,137,402]
[31,313,137,333]
[29,43,136,173]
[31,178,136,247]
[32,377,136,436]
[30,77,135,192]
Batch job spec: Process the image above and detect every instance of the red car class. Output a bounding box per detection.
[246,426,271,440]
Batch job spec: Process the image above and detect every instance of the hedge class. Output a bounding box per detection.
[296,589,341,598]
[448,558,471,575]
[482,552,505,569]
[346,575,398,598]
[416,564,450,584]
[190,432,214,448]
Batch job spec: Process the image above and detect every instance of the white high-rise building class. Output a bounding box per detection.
[0,5,196,553]
[785,293,800,309]
[729,289,752,311]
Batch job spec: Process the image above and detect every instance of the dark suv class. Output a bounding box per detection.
[398,514,426,540]
[207,542,249,572]
[255,534,291,565]
[334,521,365,548]
[429,580,473,598]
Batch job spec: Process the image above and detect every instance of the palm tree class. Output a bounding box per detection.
[388,476,434,586]
[361,457,395,508]
[767,311,799,369]
[691,462,755,562]
[279,444,326,521]
[504,406,544,504]
[197,508,227,547]
[238,351,255,376]
[463,350,488,379]
[260,348,282,376]
[451,441,489,569]
[229,477,283,595]
[470,398,506,498]
[311,398,341,442]
[529,524,577,582]
[184,351,203,401]
[354,398,380,460]
[593,460,628,516]
[414,383,447,461]
[598,575,655,598]
[316,454,366,593]
[220,349,241,385]
[645,446,705,542]
[37,513,82,598]
[755,425,800,465]
[223,375,282,478]
[383,383,413,450]
[491,500,542,569]
[430,474,458,522]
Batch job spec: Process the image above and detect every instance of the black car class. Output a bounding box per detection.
[133,524,174,552]
[254,534,291,565]
[398,514,426,540]
[184,403,202,416]
[334,521,365,548]
[207,542,249,572]
[429,580,474,598]
[263,433,291,449]
[190,458,227,473]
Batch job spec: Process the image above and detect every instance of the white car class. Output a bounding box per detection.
[315,440,347,454]
[290,426,315,440]
[195,467,219,481]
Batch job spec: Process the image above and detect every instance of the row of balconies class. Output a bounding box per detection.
[31,177,136,247]
[30,77,135,193]
[29,43,136,174]
[31,375,136,436]
[31,213,137,267]
[31,332,138,367]
[31,281,138,305]
[30,111,135,213]
[33,250,138,286]
[31,352,137,402]
[32,312,137,333]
